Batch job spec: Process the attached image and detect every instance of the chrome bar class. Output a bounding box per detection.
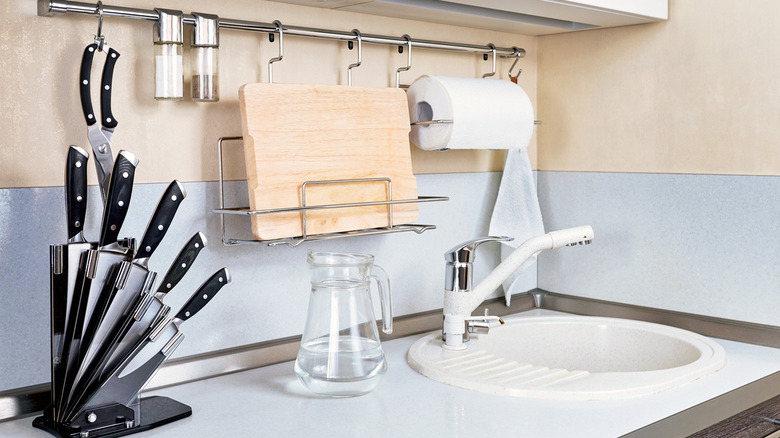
[39,0,525,57]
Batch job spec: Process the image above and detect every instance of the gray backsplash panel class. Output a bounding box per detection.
[0,172,537,391]
[537,171,780,326]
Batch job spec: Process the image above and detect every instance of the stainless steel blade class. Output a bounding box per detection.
[100,295,170,381]
[86,124,113,204]
[78,247,130,343]
[118,316,178,379]
[74,265,155,386]
[81,329,184,412]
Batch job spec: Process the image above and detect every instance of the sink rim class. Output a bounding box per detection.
[407,314,728,400]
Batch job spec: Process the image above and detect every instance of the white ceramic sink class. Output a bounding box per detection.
[407,315,727,400]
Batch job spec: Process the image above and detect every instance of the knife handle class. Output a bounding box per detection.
[99,151,138,247]
[100,48,120,130]
[157,232,207,295]
[135,181,187,260]
[175,268,231,322]
[79,43,98,127]
[65,146,89,241]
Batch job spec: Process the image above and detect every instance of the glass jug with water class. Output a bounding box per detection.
[294,251,392,397]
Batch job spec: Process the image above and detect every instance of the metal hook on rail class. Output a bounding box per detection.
[268,20,284,83]
[347,29,362,86]
[502,46,525,82]
[395,34,412,88]
[94,1,107,51]
[481,43,496,78]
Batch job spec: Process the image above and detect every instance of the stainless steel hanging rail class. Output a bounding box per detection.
[39,0,526,58]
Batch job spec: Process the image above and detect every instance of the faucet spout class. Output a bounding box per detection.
[442,225,594,350]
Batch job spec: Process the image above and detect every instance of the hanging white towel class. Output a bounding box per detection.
[488,149,544,305]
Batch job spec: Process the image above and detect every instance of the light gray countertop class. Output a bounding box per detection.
[4,310,780,437]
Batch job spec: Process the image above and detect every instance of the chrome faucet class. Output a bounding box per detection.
[442,225,594,350]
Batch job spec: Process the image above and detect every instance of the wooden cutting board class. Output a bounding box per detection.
[239,83,419,241]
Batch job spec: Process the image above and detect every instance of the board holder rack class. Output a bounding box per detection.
[214,136,449,247]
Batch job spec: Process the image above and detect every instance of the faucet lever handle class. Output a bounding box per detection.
[444,236,514,263]
[444,236,513,292]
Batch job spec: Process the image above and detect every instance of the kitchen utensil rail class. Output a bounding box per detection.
[39,0,526,59]
[215,136,448,247]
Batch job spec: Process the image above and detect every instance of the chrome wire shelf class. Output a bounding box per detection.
[215,136,448,247]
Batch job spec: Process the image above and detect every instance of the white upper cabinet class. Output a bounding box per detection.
[268,0,667,35]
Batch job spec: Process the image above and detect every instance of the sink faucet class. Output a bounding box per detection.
[442,225,594,350]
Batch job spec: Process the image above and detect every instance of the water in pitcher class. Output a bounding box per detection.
[294,336,387,397]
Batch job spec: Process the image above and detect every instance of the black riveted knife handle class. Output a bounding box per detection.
[157,231,207,295]
[65,146,89,242]
[175,268,231,322]
[80,43,98,127]
[99,150,138,248]
[135,181,187,261]
[100,48,120,129]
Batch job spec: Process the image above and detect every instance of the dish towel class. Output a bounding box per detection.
[407,75,544,305]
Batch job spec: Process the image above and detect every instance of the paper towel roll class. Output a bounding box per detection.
[406,75,535,151]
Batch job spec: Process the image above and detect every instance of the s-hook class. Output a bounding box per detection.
[347,29,362,86]
[396,34,412,88]
[94,1,107,51]
[502,46,525,83]
[268,20,283,83]
[481,43,496,78]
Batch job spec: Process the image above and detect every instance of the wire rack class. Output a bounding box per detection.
[214,136,448,247]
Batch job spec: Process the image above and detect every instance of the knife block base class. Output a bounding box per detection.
[33,396,192,438]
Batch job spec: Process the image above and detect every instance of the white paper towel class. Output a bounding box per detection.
[407,76,544,305]
[407,75,535,151]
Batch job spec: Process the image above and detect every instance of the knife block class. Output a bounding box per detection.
[33,396,191,438]
[35,241,192,437]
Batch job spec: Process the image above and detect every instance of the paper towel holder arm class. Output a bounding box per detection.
[410,120,542,126]
[481,43,497,78]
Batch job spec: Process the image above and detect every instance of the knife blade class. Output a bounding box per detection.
[118,268,232,380]
[51,146,93,417]
[58,151,137,421]
[99,231,207,379]
[72,268,231,420]
[74,181,187,388]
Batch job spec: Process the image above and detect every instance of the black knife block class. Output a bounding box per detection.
[33,396,191,438]
[37,237,192,437]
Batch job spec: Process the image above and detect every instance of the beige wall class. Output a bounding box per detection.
[0,0,536,189]
[538,0,780,176]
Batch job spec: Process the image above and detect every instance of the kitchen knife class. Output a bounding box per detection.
[99,231,208,380]
[72,268,231,419]
[74,150,139,348]
[50,146,93,417]
[74,181,187,387]
[58,151,137,421]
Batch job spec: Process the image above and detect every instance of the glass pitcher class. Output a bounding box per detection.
[294,251,393,397]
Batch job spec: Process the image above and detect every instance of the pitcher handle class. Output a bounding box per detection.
[370,264,393,334]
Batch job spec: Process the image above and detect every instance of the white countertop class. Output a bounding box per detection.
[5,310,780,437]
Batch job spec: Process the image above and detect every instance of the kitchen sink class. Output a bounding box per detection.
[407,314,727,400]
